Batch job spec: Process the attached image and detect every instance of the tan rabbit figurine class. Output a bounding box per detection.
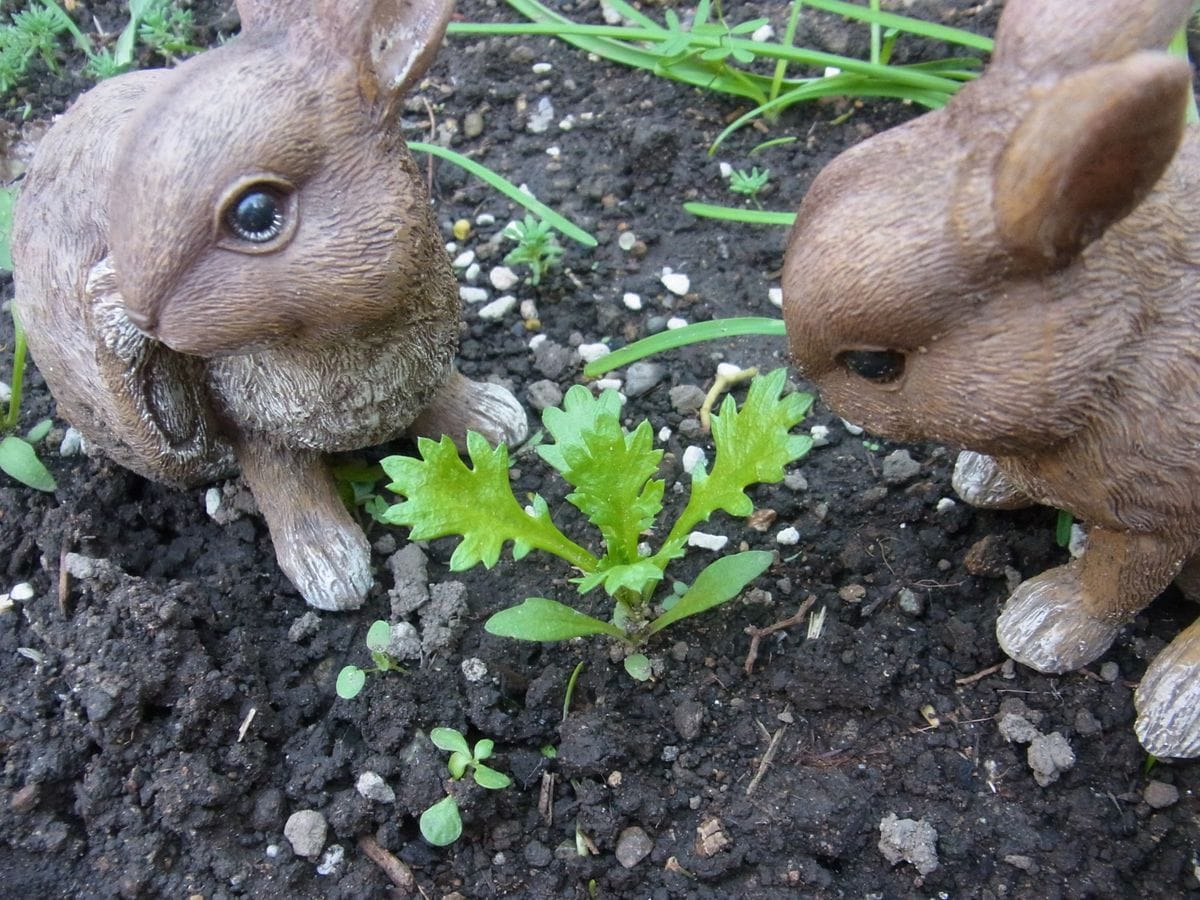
[782,0,1200,756]
[12,0,526,611]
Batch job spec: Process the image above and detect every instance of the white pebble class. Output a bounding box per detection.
[0,381,10,404]
[545,145,561,159]
[578,343,611,363]
[528,333,548,350]
[444,241,457,254]
[661,269,691,296]
[532,62,553,74]
[601,1,622,24]
[9,582,34,602]
[520,299,539,320]
[716,362,744,379]
[622,292,643,311]
[205,487,223,518]
[618,232,638,251]
[59,427,82,457]
[356,772,396,804]
[658,426,672,442]
[464,262,481,283]
[776,527,801,546]
[459,286,489,304]
[316,844,345,876]
[935,498,957,514]
[489,266,520,291]
[751,23,775,42]
[666,317,688,330]
[681,445,707,475]
[719,161,733,179]
[688,532,729,551]
[841,419,864,436]
[475,213,496,227]
[452,250,475,269]
[528,96,555,133]
[0,595,13,615]
[594,378,624,393]
[461,657,489,682]
[558,116,576,131]
[823,66,842,78]
[768,287,783,308]
[478,296,517,320]
[810,425,831,446]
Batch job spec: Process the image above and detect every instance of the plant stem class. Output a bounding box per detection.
[4,311,27,433]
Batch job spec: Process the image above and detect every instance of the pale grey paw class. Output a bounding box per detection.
[460,381,529,447]
[996,576,1122,673]
[952,450,1032,510]
[1135,621,1200,758]
[276,526,372,611]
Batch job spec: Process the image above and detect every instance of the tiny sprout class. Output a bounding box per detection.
[729,167,770,206]
[503,215,564,286]
[420,727,513,846]
[335,620,404,699]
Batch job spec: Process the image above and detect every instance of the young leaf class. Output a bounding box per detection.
[0,435,57,492]
[666,369,812,544]
[448,751,471,780]
[430,727,472,756]
[485,597,628,642]
[647,550,773,636]
[623,654,653,681]
[420,795,463,846]
[538,387,664,564]
[381,433,596,573]
[336,666,366,700]
[365,619,392,652]
[473,739,495,761]
[574,559,665,598]
[473,763,513,790]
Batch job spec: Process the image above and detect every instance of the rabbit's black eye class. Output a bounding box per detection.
[839,349,905,383]
[225,187,286,243]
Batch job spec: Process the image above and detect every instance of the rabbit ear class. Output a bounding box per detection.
[315,0,455,104]
[993,52,1192,271]
[993,0,1192,73]
[85,257,229,485]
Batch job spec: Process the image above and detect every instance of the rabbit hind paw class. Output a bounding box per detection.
[1135,619,1200,758]
[275,524,372,611]
[996,570,1124,673]
[952,451,1033,510]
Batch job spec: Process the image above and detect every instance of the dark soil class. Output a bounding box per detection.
[2,1,1198,897]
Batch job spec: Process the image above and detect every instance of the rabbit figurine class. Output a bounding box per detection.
[12,0,527,611]
[782,0,1200,756]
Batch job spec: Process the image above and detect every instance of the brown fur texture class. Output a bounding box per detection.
[12,0,527,611]
[782,0,1200,756]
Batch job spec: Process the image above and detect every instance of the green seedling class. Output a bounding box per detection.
[331,459,390,525]
[136,0,200,59]
[380,369,812,679]
[2,309,56,493]
[502,215,565,286]
[420,727,513,847]
[728,166,770,207]
[335,620,404,699]
[0,0,73,91]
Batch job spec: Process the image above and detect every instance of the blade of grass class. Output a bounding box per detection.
[407,142,597,247]
[682,203,796,226]
[582,317,786,378]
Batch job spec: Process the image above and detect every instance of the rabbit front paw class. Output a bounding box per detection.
[952,451,1033,510]
[274,523,373,611]
[996,568,1124,673]
[1135,618,1200,758]
[408,370,529,449]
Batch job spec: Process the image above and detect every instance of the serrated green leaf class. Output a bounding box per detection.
[485,597,628,643]
[335,666,366,699]
[665,370,811,545]
[0,435,56,492]
[420,794,463,846]
[365,619,392,652]
[648,550,772,636]
[624,654,652,681]
[574,559,664,598]
[538,387,664,563]
[431,727,471,756]
[474,763,513,790]
[381,433,595,573]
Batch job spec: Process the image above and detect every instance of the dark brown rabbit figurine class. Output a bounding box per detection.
[783,0,1200,756]
[12,0,526,611]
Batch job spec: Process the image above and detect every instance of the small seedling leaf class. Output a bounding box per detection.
[473,738,495,761]
[474,763,513,790]
[419,794,463,846]
[0,436,57,492]
[648,550,773,636]
[25,418,52,443]
[448,751,470,780]
[430,727,472,756]
[365,619,392,652]
[485,597,628,642]
[335,666,366,700]
[624,653,653,681]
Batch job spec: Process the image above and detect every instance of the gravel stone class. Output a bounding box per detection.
[527,379,564,411]
[284,809,328,859]
[897,588,925,616]
[1143,780,1180,809]
[963,535,1013,578]
[615,826,654,868]
[669,384,706,415]
[878,813,939,875]
[287,612,321,643]
[624,361,666,397]
[674,699,704,741]
[1027,732,1076,786]
[881,449,921,484]
[356,772,396,804]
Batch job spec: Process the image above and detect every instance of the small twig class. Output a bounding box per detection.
[746,724,787,797]
[744,595,816,674]
[57,543,72,616]
[954,662,1005,686]
[538,771,555,827]
[358,835,416,894]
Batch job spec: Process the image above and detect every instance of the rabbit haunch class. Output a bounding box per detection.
[782,0,1200,757]
[11,0,527,612]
